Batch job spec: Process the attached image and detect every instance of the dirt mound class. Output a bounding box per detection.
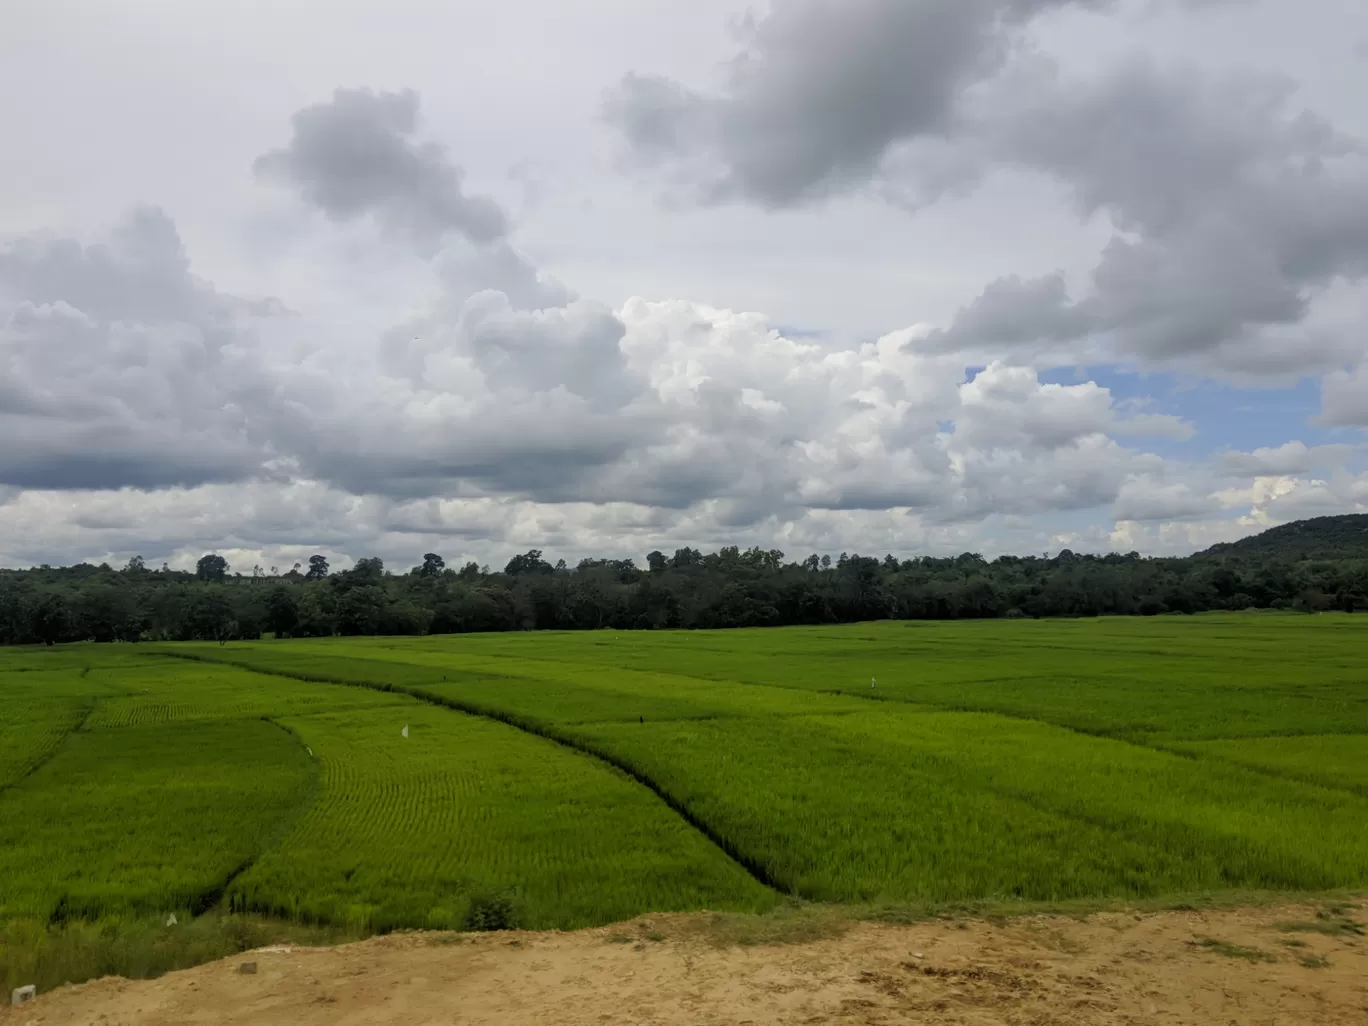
[6,902,1366,1025]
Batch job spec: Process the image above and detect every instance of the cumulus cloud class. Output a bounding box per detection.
[608,1,1368,381]
[254,87,508,249]
[0,208,278,490]
[925,60,1368,378]
[1217,440,1356,477]
[1108,515,1272,557]
[606,0,1115,207]
[1213,471,1368,521]
[1111,478,1219,521]
[0,190,1284,565]
[0,203,1188,563]
[607,0,1242,208]
[7,66,1364,569]
[1110,466,1368,556]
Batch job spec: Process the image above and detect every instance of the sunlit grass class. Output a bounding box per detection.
[5,613,1368,991]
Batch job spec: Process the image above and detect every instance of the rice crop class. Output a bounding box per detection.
[180,612,1368,906]
[1171,734,1368,795]
[0,719,316,922]
[227,703,773,931]
[5,611,1368,987]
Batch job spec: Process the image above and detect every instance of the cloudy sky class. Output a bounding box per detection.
[2,0,1367,573]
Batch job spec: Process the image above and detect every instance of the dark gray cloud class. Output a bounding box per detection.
[254,87,508,249]
[0,199,645,501]
[603,0,1250,207]
[607,1,1366,380]
[1,207,234,331]
[607,0,1108,206]
[920,60,1368,376]
[0,210,273,490]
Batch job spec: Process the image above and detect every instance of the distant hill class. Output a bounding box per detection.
[1199,514,1368,561]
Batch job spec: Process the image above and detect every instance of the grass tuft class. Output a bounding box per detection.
[1190,937,1277,962]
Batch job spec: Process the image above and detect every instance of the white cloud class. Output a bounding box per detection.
[1217,440,1357,477]
[1108,515,1271,556]
[1111,478,1219,521]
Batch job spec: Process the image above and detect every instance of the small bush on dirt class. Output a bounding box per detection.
[463,892,521,932]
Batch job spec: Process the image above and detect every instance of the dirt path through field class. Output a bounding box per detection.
[7,903,1367,1025]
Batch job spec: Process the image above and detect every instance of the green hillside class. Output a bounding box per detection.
[1200,514,1368,561]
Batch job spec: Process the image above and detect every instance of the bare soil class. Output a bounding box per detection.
[6,902,1367,1025]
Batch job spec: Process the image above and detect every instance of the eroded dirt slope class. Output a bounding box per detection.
[6,903,1367,1025]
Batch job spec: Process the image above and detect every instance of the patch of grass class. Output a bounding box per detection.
[1191,937,1277,962]
[1274,913,1365,938]
[1299,953,1331,968]
[1279,938,1308,948]
[0,912,353,995]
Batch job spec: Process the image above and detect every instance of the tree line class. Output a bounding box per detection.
[2,537,1366,645]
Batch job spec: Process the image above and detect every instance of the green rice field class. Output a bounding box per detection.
[3,614,1368,986]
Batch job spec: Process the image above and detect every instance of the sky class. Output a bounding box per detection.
[2,0,1367,573]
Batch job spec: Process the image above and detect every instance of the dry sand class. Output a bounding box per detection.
[6,902,1367,1025]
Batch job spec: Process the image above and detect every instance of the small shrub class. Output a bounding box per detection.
[463,892,520,932]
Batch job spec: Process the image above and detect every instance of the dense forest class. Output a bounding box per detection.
[2,515,1367,645]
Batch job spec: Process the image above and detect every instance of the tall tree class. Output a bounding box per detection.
[505,550,552,576]
[30,594,70,646]
[265,587,300,638]
[184,592,237,644]
[196,554,229,582]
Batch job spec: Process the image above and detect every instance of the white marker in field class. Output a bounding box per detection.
[871,677,877,689]
[166,913,178,926]
[401,725,409,739]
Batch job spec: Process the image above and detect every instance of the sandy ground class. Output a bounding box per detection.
[6,903,1367,1025]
